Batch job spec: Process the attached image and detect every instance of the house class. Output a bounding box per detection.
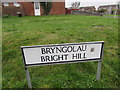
[79,6,96,12]
[0,3,2,16]
[65,8,79,15]
[2,2,65,16]
[98,4,118,14]
[66,6,96,15]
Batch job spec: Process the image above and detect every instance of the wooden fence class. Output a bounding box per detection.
[2,7,24,16]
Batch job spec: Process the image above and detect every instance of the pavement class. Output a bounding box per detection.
[103,15,120,19]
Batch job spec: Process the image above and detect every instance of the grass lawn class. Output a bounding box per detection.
[2,15,119,88]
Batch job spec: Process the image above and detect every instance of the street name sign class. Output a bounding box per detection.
[21,41,104,88]
[21,41,104,67]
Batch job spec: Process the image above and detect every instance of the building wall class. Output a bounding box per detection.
[49,2,65,15]
[19,2,34,16]
[2,2,65,16]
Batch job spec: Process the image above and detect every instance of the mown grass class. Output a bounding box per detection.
[2,15,119,88]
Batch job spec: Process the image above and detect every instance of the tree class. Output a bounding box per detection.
[98,9,107,13]
[71,2,80,9]
[40,2,52,15]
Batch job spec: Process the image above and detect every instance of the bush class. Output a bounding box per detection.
[98,9,107,13]
[40,2,52,15]
[2,15,9,18]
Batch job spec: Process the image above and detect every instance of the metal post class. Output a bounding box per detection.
[96,60,102,80]
[25,67,32,89]
[96,42,104,81]
[114,0,118,18]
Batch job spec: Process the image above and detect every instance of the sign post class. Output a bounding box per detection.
[21,50,32,88]
[96,43,104,80]
[25,67,32,88]
[21,41,104,88]
[96,61,102,80]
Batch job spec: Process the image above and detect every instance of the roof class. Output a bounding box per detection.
[2,0,65,3]
[79,6,95,9]
[99,4,118,8]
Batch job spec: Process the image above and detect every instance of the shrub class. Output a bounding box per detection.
[2,15,9,18]
[40,2,52,15]
[98,9,107,13]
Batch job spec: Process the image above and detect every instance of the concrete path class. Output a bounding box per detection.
[103,15,120,19]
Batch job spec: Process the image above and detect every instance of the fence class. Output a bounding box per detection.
[71,10,103,16]
[2,7,25,16]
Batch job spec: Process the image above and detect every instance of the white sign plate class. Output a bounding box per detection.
[21,41,104,67]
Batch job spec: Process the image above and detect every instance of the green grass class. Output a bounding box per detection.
[2,15,119,88]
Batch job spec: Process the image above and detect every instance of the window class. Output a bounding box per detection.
[3,3,9,6]
[13,2,20,7]
[35,2,39,9]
